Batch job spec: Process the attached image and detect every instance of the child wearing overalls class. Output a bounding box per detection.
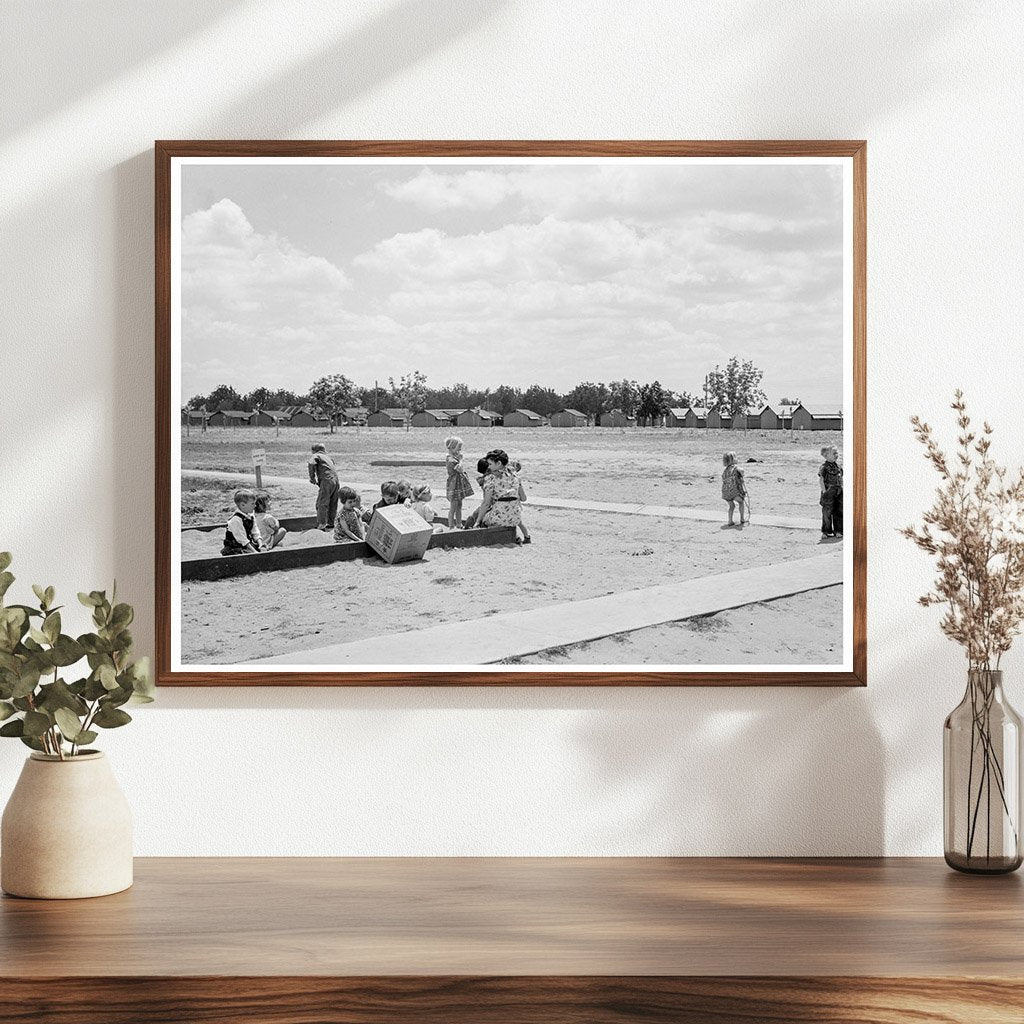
[308,443,340,531]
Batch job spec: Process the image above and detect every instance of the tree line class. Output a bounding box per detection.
[185,356,770,428]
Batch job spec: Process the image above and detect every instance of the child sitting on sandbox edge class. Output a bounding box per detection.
[333,486,366,543]
[221,488,262,555]
[254,491,287,550]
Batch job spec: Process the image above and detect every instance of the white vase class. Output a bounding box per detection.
[1,751,133,899]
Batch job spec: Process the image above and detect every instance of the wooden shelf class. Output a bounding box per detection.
[2,857,1022,1022]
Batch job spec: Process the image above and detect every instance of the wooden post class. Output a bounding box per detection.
[252,447,266,491]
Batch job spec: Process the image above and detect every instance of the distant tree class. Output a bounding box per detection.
[520,384,563,418]
[675,391,697,409]
[706,357,766,417]
[359,384,389,412]
[608,379,640,418]
[185,393,208,411]
[244,386,276,411]
[564,381,610,423]
[637,381,669,426]
[389,371,429,431]
[491,384,521,417]
[309,373,359,433]
[270,388,307,408]
[206,384,242,412]
[778,396,801,407]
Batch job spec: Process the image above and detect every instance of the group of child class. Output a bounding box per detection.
[720,444,844,537]
[222,438,843,557]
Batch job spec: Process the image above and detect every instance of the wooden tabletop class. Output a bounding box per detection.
[3,857,1023,1023]
[2,856,1022,975]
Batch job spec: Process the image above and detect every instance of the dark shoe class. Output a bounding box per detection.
[515,538,523,545]
[522,536,531,544]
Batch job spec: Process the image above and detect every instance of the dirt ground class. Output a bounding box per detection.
[178,425,844,668]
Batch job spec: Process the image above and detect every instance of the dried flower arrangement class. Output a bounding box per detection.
[902,391,1024,667]
[903,391,1024,869]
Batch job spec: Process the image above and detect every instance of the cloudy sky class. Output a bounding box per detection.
[179,158,845,405]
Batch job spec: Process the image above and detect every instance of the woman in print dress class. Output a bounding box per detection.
[476,449,524,532]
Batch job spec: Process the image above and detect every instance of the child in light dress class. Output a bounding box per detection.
[333,486,366,543]
[254,492,287,550]
[445,436,474,529]
[721,452,747,526]
[410,484,438,526]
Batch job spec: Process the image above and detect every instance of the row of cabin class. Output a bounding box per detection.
[666,404,842,430]
[184,402,842,431]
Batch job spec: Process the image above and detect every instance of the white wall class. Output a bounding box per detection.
[1,0,1022,855]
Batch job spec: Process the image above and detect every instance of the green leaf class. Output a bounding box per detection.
[78,592,100,607]
[110,603,133,629]
[11,665,41,699]
[44,586,55,608]
[22,710,51,738]
[74,730,98,746]
[12,697,33,712]
[0,572,14,602]
[0,701,15,721]
[49,635,85,667]
[0,606,27,651]
[0,552,11,573]
[83,674,108,701]
[32,584,47,608]
[98,663,118,690]
[28,627,49,646]
[54,707,85,741]
[81,636,112,656]
[42,611,61,644]
[19,734,45,752]
[0,718,24,737]
[36,678,88,717]
[93,705,132,729]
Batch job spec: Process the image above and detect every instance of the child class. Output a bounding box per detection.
[819,445,844,538]
[410,484,438,525]
[445,435,474,529]
[308,443,340,531]
[721,452,747,526]
[221,488,262,555]
[333,486,366,543]
[254,491,287,550]
[462,458,491,529]
[396,479,413,506]
[362,480,401,523]
[509,457,531,544]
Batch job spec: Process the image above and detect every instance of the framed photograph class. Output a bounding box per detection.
[156,140,865,686]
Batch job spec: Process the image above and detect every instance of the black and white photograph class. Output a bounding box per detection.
[161,144,862,682]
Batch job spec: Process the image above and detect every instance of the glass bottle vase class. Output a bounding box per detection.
[944,669,1023,873]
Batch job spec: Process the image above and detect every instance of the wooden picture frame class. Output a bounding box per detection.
[156,140,866,686]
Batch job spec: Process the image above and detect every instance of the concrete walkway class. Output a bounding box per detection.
[183,468,820,531]
[251,551,843,667]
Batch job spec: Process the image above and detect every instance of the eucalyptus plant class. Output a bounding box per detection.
[0,552,153,759]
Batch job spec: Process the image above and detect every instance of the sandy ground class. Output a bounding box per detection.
[181,424,842,524]
[179,426,845,667]
[180,501,843,665]
[500,586,842,666]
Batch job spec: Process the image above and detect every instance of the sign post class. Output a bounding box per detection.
[251,448,266,490]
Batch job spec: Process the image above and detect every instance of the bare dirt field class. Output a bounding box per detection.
[178,425,844,668]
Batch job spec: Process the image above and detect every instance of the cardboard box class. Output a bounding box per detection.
[365,505,435,564]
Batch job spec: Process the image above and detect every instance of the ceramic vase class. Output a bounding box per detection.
[1,751,133,898]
